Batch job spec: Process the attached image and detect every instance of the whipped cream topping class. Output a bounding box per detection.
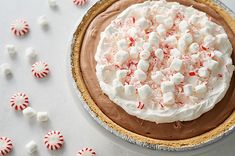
[95,0,234,123]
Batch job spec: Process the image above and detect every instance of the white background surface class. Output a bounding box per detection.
[0,0,235,156]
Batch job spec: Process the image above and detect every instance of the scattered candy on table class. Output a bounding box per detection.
[0,63,12,77]
[73,0,88,6]
[10,93,29,111]
[5,44,17,58]
[0,137,13,156]
[37,112,49,122]
[31,61,50,78]
[25,47,38,63]
[48,0,57,8]
[44,131,64,151]
[25,140,37,154]
[38,16,49,28]
[77,147,96,156]
[23,107,37,118]
[10,19,30,36]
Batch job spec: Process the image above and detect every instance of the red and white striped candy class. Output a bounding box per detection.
[44,131,64,151]
[10,93,29,111]
[31,61,50,78]
[73,0,88,6]
[137,101,144,109]
[0,137,13,156]
[77,148,96,156]
[11,19,30,36]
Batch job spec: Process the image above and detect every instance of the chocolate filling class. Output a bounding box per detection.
[79,0,235,140]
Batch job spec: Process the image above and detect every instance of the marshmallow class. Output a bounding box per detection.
[6,44,17,57]
[112,79,124,95]
[0,63,12,76]
[136,18,150,30]
[188,43,199,53]
[117,39,128,50]
[48,0,57,8]
[134,69,147,82]
[198,67,209,78]
[195,84,207,94]
[151,71,163,82]
[189,15,200,25]
[205,59,219,72]
[156,24,166,36]
[114,50,129,65]
[143,42,152,51]
[127,27,138,39]
[149,32,159,47]
[183,84,193,96]
[203,35,215,48]
[163,92,175,105]
[140,50,150,60]
[191,54,200,62]
[138,85,152,99]
[215,33,232,52]
[137,59,149,71]
[116,70,128,80]
[23,107,36,118]
[170,58,183,71]
[170,48,181,58]
[38,16,49,28]
[37,112,49,122]
[171,73,184,85]
[155,15,165,24]
[183,33,193,44]
[165,36,177,47]
[155,49,164,61]
[25,47,38,62]
[25,140,37,153]
[161,81,175,93]
[179,20,189,32]
[130,47,139,59]
[213,50,223,61]
[177,37,187,53]
[124,85,136,96]
[164,17,174,29]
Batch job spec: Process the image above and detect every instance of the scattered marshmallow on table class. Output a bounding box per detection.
[170,58,183,71]
[38,16,49,28]
[25,47,38,62]
[77,147,96,156]
[37,112,49,122]
[138,84,152,99]
[183,84,193,96]
[5,44,17,57]
[161,81,175,93]
[0,63,12,77]
[163,92,175,106]
[48,0,57,8]
[25,140,37,153]
[23,107,36,118]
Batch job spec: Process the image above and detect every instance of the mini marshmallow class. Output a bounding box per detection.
[183,33,193,44]
[127,27,138,39]
[130,47,139,59]
[179,20,189,32]
[188,43,199,53]
[205,59,219,72]
[112,79,124,95]
[155,15,165,24]
[117,39,128,50]
[170,48,181,58]
[116,70,128,80]
[138,85,152,99]
[195,83,207,94]
[183,84,193,96]
[114,50,129,65]
[191,54,200,62]
[136,18,150,30]
[25,140,37,153]
[155,49,164,61]
[151,71,163,83]
[23,107,36,118]
[213,50,223,61]
[38,16,49,28]
[215,33,232,52]
[165,36,177,47]
[198,67,209,78]
[25,47,38,62]
[161,81,175,93]
[48,0,57,8]
[124,85,136,96]
[0,63,12,76]
[177,37,187,53]
[149,32,159,47]
[163,17,174,29]
[156,24,166,36]
[137,59,149,71]
[170,58,183,71]
[189,15,200,25]
[37,112,49,122]
[143,42,152,51]
[139,50,150,60]
[6,44,17,57]
[134,69,147,82]
[171,73,184,85]
[163,92,175,105]
[203,35,215,48]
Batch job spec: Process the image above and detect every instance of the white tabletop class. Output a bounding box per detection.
[0,0,235,156]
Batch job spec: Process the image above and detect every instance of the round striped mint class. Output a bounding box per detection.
[31,61,49,78]
[0,137,13,156]
[77,148,96,156]
[11,19,30,36]
[73,0,88,6]
[10,93,29,111]
[44,131,64,151]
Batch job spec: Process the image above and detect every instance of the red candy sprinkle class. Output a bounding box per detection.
[137,102,144,109]
[189,72,196,76]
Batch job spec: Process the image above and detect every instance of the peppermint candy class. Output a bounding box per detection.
[0,137,13,156]
[44,131,64,151]
[73,0,88,6]
[11,19,30,36]
[10,93,29,111]
[77,148,96,156]
[31,61,49,78]
[136,102,144,109]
